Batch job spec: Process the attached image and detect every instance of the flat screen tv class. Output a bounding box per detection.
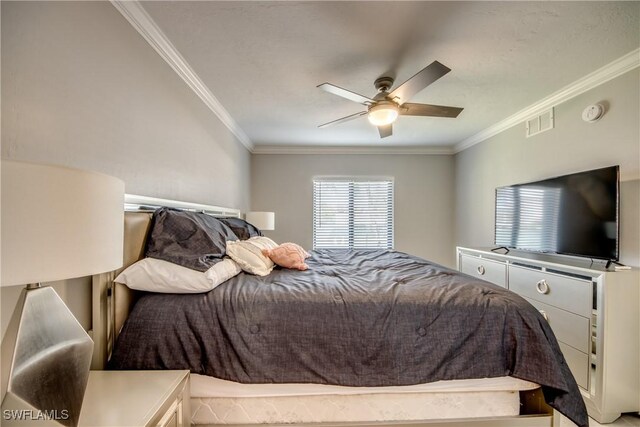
[495,165,619,261]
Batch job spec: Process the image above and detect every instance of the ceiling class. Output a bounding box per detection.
[140,1,639,149]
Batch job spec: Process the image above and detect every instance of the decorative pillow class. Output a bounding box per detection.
[145,208,238,272]
[262,243,310,271]
[115,257,241,294]
[218,217,262,240]
[226,236,278,276]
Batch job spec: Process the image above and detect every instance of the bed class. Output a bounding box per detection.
[91,195,588,427]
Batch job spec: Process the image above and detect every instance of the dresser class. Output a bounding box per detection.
[457,247,639,424]
[79,370,190,427]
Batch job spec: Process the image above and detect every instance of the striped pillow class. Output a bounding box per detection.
[226,236,278,276]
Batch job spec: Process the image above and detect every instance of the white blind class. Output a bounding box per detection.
[313,178,394,249]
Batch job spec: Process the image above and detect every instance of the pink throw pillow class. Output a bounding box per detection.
[262,243,310,271]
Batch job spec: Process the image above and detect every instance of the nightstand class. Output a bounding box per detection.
[79,370,190,427]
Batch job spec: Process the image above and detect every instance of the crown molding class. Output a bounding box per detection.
[454,48,640,154]
[252,145,454,155]
[111,1,254,152]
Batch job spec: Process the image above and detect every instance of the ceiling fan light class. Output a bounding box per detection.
[368,103,399,126]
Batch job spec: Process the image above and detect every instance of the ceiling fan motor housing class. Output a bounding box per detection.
[374,77,394,93]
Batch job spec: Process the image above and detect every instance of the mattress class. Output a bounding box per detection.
[190,374,539,425]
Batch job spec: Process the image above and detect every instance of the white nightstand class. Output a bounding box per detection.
[79,370,190,427]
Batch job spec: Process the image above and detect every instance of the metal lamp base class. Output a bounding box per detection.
[1,285,93,426]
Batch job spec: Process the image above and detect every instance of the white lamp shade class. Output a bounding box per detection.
[1,161,125,287]
[245,211,275,231]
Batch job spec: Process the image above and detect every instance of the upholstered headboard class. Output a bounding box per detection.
[90,195,240,369]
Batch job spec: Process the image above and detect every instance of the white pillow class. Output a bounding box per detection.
[115,257,241,293]
[226,236,278,276]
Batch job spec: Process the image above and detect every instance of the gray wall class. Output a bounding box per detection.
[1,1,251,340]
[251,154,456,267]
[455,69,639,267]
[2,1,250,209]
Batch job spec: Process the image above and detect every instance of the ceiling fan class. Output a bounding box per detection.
[317,61,463,138]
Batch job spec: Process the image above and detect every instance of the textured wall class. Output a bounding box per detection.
[455,69,639,267]
[251,154,456,267]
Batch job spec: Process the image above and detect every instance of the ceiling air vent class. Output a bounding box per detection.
[525,108,554,138]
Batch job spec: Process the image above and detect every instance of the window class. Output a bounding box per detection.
[313,178,394,249]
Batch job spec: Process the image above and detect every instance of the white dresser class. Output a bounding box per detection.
[457,247,639,424]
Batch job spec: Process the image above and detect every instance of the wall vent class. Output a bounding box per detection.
[525,108,554,137]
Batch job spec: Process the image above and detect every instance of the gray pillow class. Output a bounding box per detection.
[145,208,238,272]
[218,217,263,240]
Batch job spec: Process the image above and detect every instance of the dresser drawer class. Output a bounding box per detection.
[508,265,592,317]
[524,297,590,354]
[558,342,589,390]
[460,254,506,287]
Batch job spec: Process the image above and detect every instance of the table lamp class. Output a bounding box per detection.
[245,211,275,231]
[1,160,124,426]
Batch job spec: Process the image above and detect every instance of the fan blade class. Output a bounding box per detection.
[317,83,374,105]
[400,103,463,118]
[389,61,451,104]
[378,124,393,138]
[318,111,367,128]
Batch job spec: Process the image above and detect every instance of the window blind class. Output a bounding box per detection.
[313,178,394,249]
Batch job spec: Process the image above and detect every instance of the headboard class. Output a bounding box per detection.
[90,194,241,369]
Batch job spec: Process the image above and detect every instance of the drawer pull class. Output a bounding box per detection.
[539,310,549,322]
[536,279,550,295]
[477,265,485,275]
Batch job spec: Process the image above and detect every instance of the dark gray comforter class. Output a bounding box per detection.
[109,249,588,426]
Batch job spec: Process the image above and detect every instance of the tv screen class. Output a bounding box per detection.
[495,166,619,261]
